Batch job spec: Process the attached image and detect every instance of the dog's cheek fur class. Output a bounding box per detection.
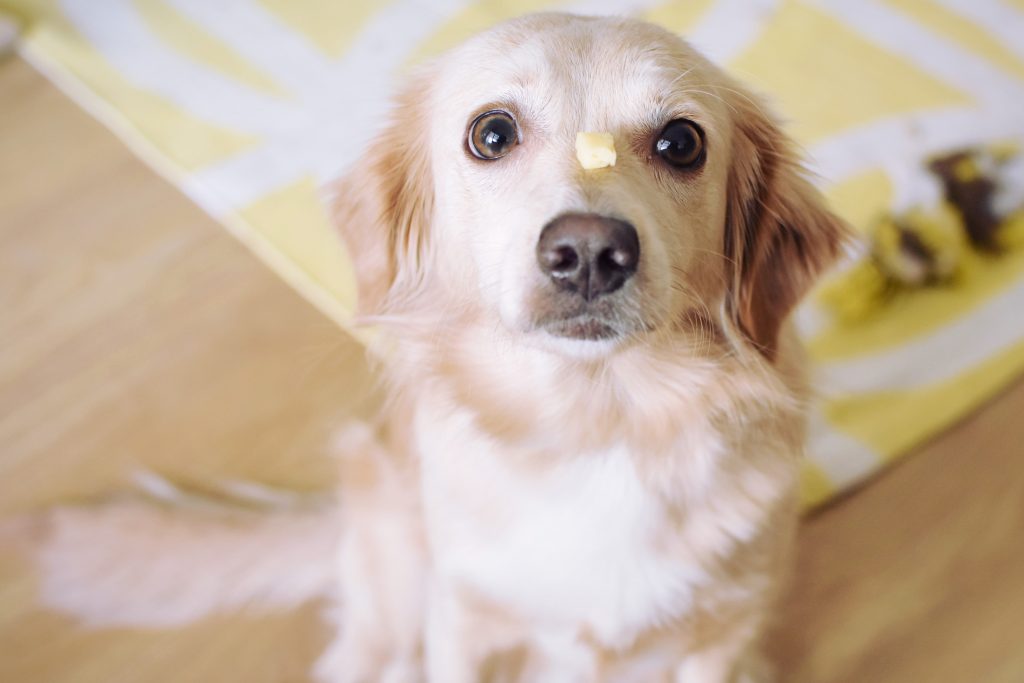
[724,90,852,360]
[329,76,436,318]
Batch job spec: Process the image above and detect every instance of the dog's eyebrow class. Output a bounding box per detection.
[466,100,523,125]
[640,103,708,130]
[511,71,540,91]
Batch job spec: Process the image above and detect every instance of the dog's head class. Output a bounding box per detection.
[332,14,847,361]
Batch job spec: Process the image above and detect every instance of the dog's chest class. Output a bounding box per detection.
[415,404,720,645]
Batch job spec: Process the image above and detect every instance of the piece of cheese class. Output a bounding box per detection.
[575,132,616,170]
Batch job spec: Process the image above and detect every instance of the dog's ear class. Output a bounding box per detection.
[329,80,435,317]
[724,90,850,359]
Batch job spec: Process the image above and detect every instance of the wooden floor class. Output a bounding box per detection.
[1,54,1022,682]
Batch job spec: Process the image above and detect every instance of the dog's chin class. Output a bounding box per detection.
[530,316,628,360]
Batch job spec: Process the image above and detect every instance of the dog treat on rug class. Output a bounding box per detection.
[575,131,616,169]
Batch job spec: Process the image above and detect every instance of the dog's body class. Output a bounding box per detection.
[324,13,848,683]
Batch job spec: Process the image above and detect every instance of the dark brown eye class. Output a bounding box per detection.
[654,119,705,169]
[468,110,519,160]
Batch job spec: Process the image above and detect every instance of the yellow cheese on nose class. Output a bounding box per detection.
[576,132,616,169]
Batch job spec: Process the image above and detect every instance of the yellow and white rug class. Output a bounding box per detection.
[4,0,1023,507]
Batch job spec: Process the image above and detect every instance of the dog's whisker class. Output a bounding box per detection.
[674,88,740,115]
[665,65,698,90]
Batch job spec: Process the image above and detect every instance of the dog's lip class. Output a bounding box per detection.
[543,316,619,341]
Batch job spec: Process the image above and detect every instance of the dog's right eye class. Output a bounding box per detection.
[468,110,519,160]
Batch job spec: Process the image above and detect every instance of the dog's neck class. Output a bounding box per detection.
[376,314,802,466]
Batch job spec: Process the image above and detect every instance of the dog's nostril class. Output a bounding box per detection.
[536,213,640,300]
[603,246,636,270]
[542,245,580,276]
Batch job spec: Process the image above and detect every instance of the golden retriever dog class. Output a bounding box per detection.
[319,12,849,683]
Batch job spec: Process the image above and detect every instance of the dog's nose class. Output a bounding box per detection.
[536,213,639,300]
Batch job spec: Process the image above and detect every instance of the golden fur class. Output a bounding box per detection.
[326,13,849,683]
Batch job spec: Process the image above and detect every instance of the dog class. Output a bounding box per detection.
[320,12,849,683]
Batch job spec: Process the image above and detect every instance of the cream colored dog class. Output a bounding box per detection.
[322,12,848,683]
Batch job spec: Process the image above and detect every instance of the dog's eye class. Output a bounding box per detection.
[654,119,705,169]
[468,110,519,160]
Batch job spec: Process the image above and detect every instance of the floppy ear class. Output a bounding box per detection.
[724,92,850,359]
[329,82,435,317]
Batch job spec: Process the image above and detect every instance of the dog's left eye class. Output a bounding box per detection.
[654,119,705,170]
[468,110,519,160]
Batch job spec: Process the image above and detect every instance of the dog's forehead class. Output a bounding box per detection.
[435,15,718,128]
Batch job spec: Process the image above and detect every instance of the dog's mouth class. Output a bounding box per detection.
[543,315,619,341]
[528,291,647,348]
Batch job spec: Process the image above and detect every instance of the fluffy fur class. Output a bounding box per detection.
[325,13,849,683]
[3,473,337,628]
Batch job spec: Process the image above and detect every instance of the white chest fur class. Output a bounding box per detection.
[415,402,718,648]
